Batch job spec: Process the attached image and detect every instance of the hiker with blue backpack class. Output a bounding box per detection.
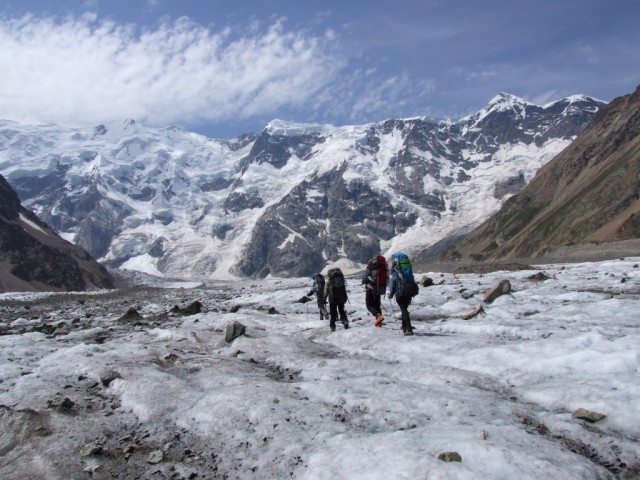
[388,252,420,336]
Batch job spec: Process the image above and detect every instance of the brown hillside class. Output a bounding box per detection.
[0,174,116,292]
[441,85,640,262]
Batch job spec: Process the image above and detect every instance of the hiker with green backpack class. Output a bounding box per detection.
[388,252,420,336]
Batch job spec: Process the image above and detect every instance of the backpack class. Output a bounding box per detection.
[327,268,348,303]
[312,273,325,295]
[392,252,419,297]
[369,255,388,295]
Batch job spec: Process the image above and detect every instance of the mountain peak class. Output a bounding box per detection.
[487,92,530,109]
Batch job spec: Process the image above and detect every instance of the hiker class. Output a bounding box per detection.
[362,255,388,327]
[388,252,419,336]
[324,267,349,332]
[307,273,329,320]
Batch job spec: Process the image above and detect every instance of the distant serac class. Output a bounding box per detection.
[0,93,603,279]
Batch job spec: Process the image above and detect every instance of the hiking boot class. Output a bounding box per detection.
[342,319,349,329]
[330,327,336,332]
[404,329,414,336]
[374,313,384,327]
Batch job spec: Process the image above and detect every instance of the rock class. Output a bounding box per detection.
[296,296,312,303]
[420,276,434,287]
[83,464,100,474]
[147,449,163,464]
[483,280,511,303]
[122,444,140,454]
[527,272,549,281]
[225,321,246,343]
[461,304,484,320]
[476,430,488,440]
[438,451,462,462]
[100,370,122,387]
[572,408,606,423]
[118,307,142,322]
[80,439,104,457]
[230,305,241,313]
[268,307,279,314]
[180,301,203,315]
[48,397,75,412]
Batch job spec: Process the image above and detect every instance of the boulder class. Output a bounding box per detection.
[225,321,246,343]
[483,280,511,303]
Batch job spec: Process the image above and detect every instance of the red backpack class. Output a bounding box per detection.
[369,255,388,295]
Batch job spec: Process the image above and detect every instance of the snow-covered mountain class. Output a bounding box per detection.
[0,93,603,279]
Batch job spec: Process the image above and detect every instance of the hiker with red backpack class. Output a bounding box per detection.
[388,252,419,336]
[362,255,388,327]
[324,267,349,332]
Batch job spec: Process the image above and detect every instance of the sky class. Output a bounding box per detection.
[1,257,639,478]
[0,0,639,139]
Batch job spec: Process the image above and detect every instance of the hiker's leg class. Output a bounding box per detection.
[338,303,347,321]
[397,297,412,332]
[329,301,338,330]
[365,290,378,316]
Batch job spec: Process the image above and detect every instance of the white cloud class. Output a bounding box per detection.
[0,13,345,129]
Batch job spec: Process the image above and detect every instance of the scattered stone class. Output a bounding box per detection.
[100,370,122,387]
[527,272,549,281]
[476,430,488,440]
[230,305,241,313]
[225,321,246,343]
[80,439,104,457]
[118,307,142,322]
[53,322,71,336]
[572,408,606,423]
[180,301,203,315]
[48,397,75,412]
[420,276,434,287]
[147,449,163,464]
[461,304,484,320]
[438,451,462,462]
[483,280,512,303]
[83,464,100,474]
[460,289,475,300]
[122,444,140,454]
[268,307,279,314]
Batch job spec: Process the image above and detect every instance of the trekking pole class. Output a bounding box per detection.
[388,296,398,324]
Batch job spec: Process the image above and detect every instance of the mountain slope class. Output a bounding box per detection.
[440,85,640,262]
[0,93,603,279]
[0,174,116,292]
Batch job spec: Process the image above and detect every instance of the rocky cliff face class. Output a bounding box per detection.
[441,86,640,262]
[0,174,116,292]
[0,93,603,279]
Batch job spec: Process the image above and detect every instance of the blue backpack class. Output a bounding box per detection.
[392,252,419,297]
